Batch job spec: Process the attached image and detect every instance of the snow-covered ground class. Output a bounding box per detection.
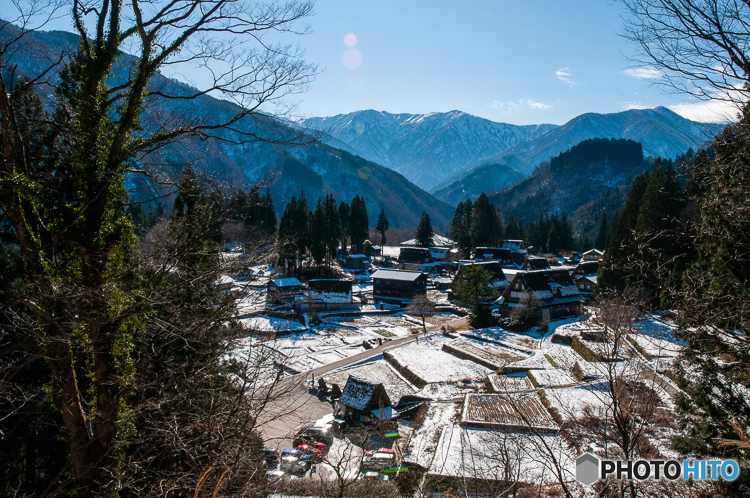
[238,315,307,334]
[387,335,492,384]
[429,424,575,484]
[402,401,459,470]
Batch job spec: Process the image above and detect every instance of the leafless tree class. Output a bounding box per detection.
[0,0,317,495]
[621,0,750,110]
[406,294,436,335]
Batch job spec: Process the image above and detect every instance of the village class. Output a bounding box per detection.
[221,236,684,495]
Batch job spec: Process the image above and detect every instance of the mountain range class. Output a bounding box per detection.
[4,25,729,232]
[299,110,557,191]
[303,107,722,206]
[3,27,453,229]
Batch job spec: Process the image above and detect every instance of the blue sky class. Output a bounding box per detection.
[23,0,736,125]
[290,0,735,124]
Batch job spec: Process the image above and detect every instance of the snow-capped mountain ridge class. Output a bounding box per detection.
[299,110,558,191]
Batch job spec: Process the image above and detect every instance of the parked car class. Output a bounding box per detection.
[361,451,395,472]
[296,443,324,459]
[279,455,309,476]
[263,447,280,464]
[359,470,389,481]
[293,426,333,448]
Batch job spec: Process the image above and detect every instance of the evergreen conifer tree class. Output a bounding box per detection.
[262,189,277,236]
[338,201,350,252]
[671,105,750,491]
[348,195,369,253]
[310,200,326,269]
[598,172,650,292]
[415,212,434,248]
[505,214,520,240]
[453,265,496,328]
[323,194,340,264]
[581,236,593,252]
[546,223,561,255]
[472,193,502,248]
[376,209,389,246]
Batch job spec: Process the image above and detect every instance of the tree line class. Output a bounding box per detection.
[277,192,392,275]
[450,192,579,255]
[550,137,643,172]
[595,110,750,491]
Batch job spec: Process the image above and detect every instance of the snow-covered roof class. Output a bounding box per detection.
[371,269,424,282]
[400,233,456,247]
[348,254,368,259]
[501,239,526,252]
[508,269,581,304]
[215,274,235,285]
[271,278,301,287]
[339,375,388,411]
[583,248,604,256]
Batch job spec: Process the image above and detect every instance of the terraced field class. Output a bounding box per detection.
[443,338,526,370]
[462,393,558,432]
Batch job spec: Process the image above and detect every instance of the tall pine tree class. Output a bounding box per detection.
[376,208,389,246]
[348,195,369,253]
[415,212,434,248]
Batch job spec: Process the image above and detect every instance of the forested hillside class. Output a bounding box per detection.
[486,138,657,236]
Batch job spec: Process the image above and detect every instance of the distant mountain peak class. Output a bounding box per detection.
[299,110,559,191]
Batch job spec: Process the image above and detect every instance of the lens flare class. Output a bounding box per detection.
[343,49,362,69]
[344,33,357,47]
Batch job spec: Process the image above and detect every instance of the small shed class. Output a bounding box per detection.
[344,254,369,270]
[214,274,235,291]
[334,375,391,421]
[268,277,302,294]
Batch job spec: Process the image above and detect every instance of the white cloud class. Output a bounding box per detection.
[491,99,553,112]
[622,101,649,110]
[556,67,574,86]
[669,99,740,122]
[522,99,553,110]
[623,66,663,79]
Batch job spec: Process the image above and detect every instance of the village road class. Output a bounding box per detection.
[258,315,467,449]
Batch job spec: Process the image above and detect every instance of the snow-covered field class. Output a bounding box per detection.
[545,383,612,419]
[429,425,575,484]
[529,368,577,388]
[402,401,459,470]
[387,335,492,384]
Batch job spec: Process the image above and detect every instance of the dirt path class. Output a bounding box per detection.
[258,315,467,448]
